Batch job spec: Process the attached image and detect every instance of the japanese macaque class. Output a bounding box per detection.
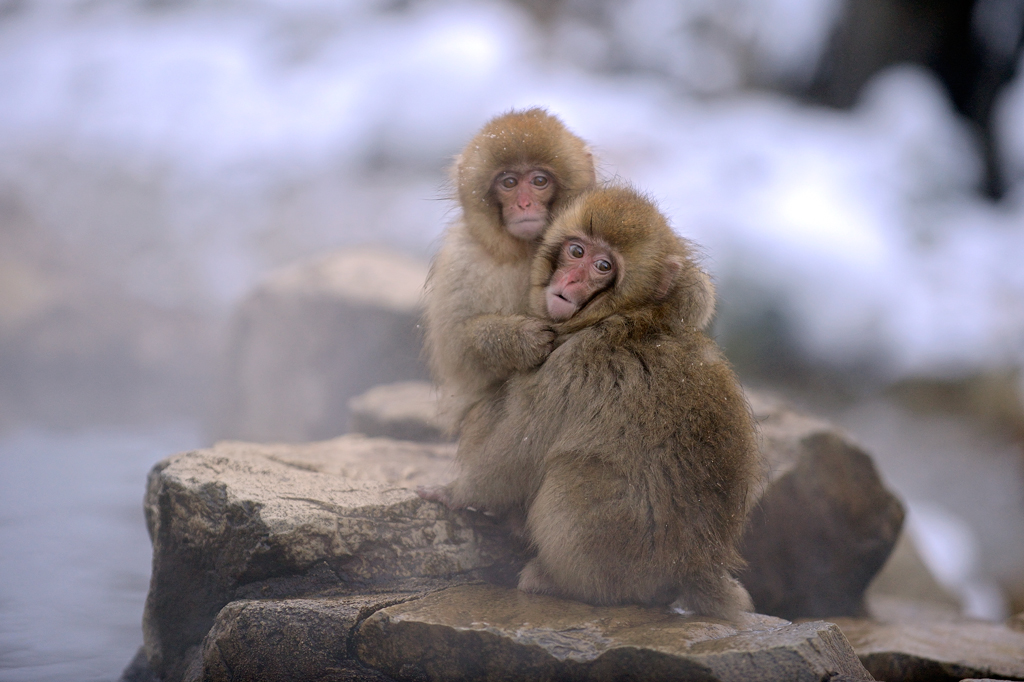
[424,186,760,619]
[422,108,597,429]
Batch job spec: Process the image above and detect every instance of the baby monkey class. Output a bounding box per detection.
[423,186,762,619]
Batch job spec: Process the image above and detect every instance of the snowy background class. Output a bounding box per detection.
[1,0,1023,679]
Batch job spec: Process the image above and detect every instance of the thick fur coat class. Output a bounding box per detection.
[423,109,596,428]
[450,187,761,617]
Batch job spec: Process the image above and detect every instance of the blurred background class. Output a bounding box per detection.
[1,0,1023,679]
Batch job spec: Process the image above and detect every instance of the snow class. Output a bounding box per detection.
[0,0,1021,378]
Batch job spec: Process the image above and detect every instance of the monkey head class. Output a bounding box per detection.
[455,108,596,262]
[543,235,618,321]
[531,186,713,333]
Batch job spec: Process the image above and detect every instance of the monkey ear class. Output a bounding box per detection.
[655,256,683,300]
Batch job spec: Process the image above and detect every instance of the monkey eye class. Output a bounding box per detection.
[595,259,612,273]
[499,175,517,189]
[531,174,550,188]
[568,243,585,258]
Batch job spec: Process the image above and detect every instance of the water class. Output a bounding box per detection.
[0,425,202,682]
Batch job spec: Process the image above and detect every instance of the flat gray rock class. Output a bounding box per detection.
[194,590,421,682]
[208,248,430,443]
[139,394,906,680]
[355,584,873,682]
[348,381,452,443]
[188,584,873,681]
[141,435,513,682]
[829,597,1024,681]
[1009,611,1024,631]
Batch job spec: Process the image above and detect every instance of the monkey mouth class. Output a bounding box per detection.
[546,290,578,321]
[507,217,546,241]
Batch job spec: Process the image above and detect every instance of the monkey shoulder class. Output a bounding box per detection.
[550,325,741,408]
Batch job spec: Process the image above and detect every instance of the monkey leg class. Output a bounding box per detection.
[521,455,679,607]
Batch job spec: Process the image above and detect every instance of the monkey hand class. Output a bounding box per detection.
[513,316,556,370]
[469,314,554,376]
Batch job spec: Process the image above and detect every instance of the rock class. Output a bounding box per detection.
[348,381,451,443]
[1009,611,1024,631]
[141,435,517,682]
[887,369,1024,439]
[187,583,872,682]
[141,394,904,679]
[864,519,960,609]
[828,595,1024,682]
[208,248,430,443]
[739,390,905,620]
[120,646,159,682]
[355,583,873,682]
[194,590,426,682]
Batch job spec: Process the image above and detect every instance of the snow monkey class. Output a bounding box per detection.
[423,108,597,430]
[426,186,760,619]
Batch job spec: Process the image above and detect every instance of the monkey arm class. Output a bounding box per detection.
[462,313,554,379]
[424,224,549,386]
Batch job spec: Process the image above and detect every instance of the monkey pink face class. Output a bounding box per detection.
[546,237,617,321]
[494,169,557,241]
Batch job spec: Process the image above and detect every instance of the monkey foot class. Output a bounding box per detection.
[517,559,558,595]
[415,485,460,510]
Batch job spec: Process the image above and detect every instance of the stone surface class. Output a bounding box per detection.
[348,381,451,443]
[1009,611,1024,631]
[864,526,960,609]
[888,369,1024,439]
[183,583,874,682]
[141,435,516,682]
[739,390,905,620]
[208,248,430,443]
[120,646,159,682]
[141,393,906,680]
[193,591,418,682]
[355,583,873,682]
[828,596,1024,682]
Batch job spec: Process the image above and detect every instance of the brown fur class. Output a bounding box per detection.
[447,186,762,619]
[423,109,597,429]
